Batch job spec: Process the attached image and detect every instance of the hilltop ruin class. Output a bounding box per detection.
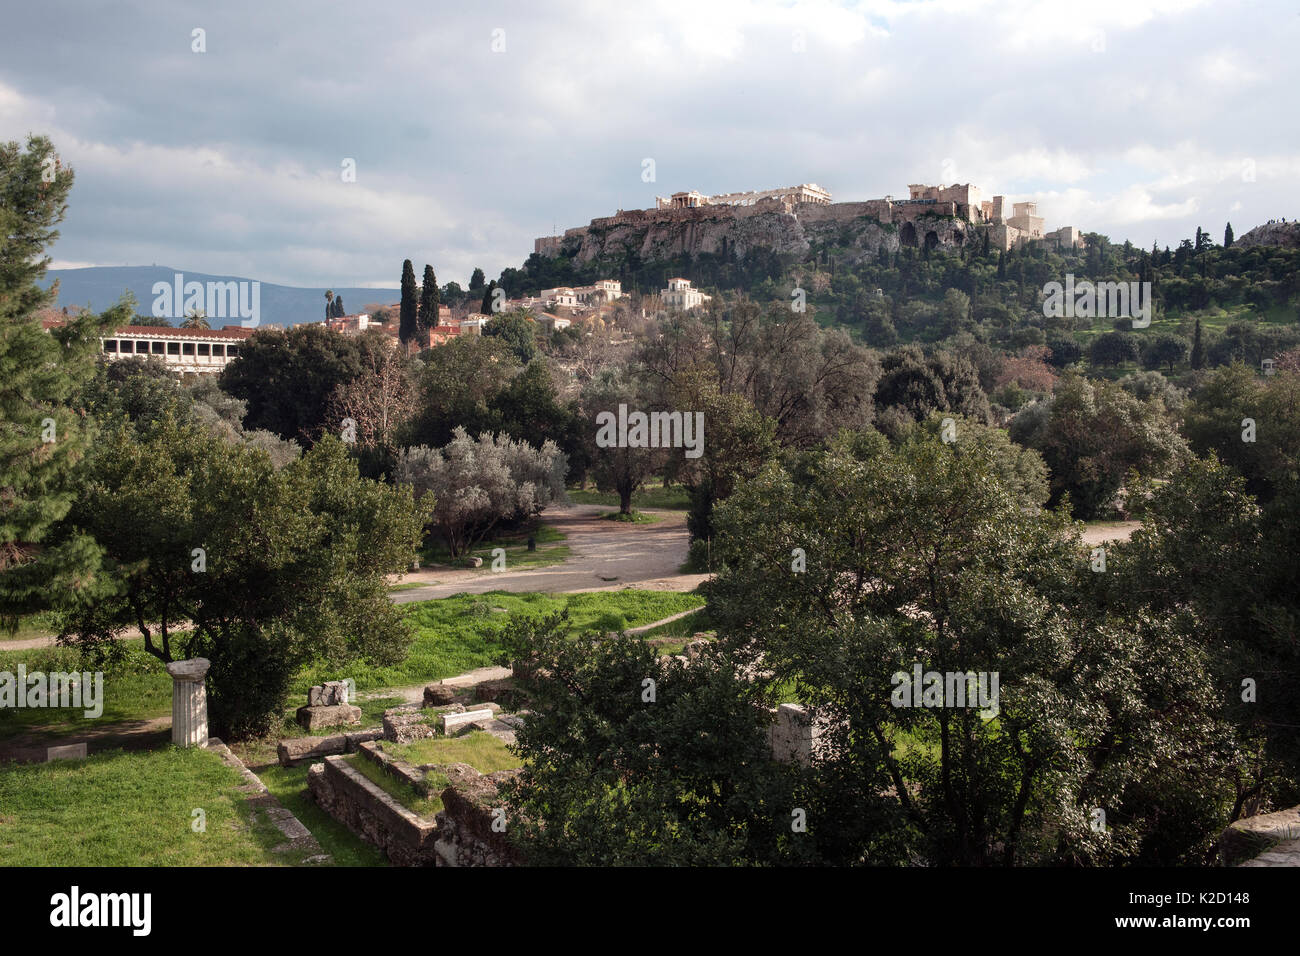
[534,182,1082,267]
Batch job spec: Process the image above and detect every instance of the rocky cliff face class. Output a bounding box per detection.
[1236,221,1300,250]
[550,202,975,268]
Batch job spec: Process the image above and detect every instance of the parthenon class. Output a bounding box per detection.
[655,183,832,209]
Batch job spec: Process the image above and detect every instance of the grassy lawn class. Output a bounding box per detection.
[344,731,522,820]
[0,644,171,743]
[638,605,711,640]
[418,521,569,573]
[294,589,706,694]
[0,746,318,866]
[343,752,442,818]
[387,729,521,773]
[0,611,60,643]
[567,480,690,510]
[256,763,386,867]
[1069,303,1275,342]
[600,509,660,524]
[1,590,705,743]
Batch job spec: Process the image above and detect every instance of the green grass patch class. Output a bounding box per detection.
[419,520,568,572]
[638,605,711,639]
[343,752,442,818]
[386,730,521,774]
[0,746,315,866]
[0,642,171,743]
[0,611,60,643]
[295,589,706,694]
[256,763,386,866]
[1,591,704,743]
[600,509,659,523]
[567,481,690,510]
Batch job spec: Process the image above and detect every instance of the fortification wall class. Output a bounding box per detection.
[537,193,994,264]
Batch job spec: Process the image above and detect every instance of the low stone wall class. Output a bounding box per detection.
[277,728,383,767]
[433,765,525,867]
[308,745,525,867]
[308,755,440,866]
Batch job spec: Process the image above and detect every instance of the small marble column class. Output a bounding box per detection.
[166,657,211,747]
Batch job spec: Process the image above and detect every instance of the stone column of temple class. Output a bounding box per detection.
[166,658,212,748]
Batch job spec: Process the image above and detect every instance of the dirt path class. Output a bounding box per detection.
[390,504,707,603]
[1080,521,1142,547]
[3,504,706,651]
[0,716,171,764]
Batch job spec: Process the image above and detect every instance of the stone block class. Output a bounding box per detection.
[278,735,345,766]
[308,680,351,706]
[46,743,87,761]
[473,678,516,704]
[423,682,471,707]
[345,729,384,750]
[443,708,496,735]
[383,708,438,744]
[295,703,361,732]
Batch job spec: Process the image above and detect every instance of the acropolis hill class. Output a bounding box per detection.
[534,182,1081,266]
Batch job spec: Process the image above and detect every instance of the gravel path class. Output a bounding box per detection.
[389,503,707,603]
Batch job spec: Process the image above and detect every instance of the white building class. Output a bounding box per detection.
[97,325,256,376]
[661,277,711,311]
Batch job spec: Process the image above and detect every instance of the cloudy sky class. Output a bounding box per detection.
[2,0,1296,288]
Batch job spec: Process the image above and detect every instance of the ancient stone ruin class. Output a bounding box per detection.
[305,668,526,867]
[296,680,361,732]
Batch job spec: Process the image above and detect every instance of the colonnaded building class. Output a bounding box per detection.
[43,319,256,377]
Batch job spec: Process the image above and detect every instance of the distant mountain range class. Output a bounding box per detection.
[40,266,398,328]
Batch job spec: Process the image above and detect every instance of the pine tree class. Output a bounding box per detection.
[481,279,497,316]
[1191,318,1205,370]
[399,259,417,345]
[418,264,440,334]
[324,289,334,321]
[0,135,122,623]
[469,267,485,291]
[1224,222,1234,249]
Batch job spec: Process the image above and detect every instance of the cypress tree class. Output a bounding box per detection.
[469,267,485,291]
[399,259,417,345]
[1191,318,1205,370]
[1224,222,1234,249]
[418,264,440,333]
[332,295,345,318]
[481,279,497,316]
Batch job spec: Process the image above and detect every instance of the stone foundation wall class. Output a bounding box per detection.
[307,755,440,866]
[278,729,383,767]
[433,765,525,867]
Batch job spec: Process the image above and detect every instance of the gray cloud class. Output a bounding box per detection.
[2,0,1296,287]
